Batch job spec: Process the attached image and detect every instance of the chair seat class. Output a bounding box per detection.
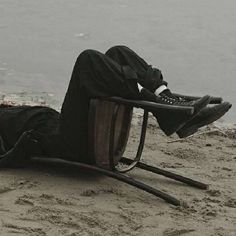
[88,99,133,169]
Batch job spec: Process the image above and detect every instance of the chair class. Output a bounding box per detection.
[32,94,222,206]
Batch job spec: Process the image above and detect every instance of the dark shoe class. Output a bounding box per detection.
[141,88,209,109]
[140,89,211,136]
[177,102,232,138]
[0,130,42,168]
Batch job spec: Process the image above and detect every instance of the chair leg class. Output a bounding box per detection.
[31,157,182,206]
[121,157,209,190]
[109,104,149,173]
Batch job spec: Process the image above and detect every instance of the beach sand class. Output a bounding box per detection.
[0,0,235,122]
[0,98,235,235]
[0,0,235,234]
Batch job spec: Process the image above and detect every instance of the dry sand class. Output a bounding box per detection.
[0,101,235,235]
[0,1,235,234]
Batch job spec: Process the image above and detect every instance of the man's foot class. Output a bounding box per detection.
[140,88,211,136]
[177,102,232,138]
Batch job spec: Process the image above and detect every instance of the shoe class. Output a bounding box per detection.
[0,130,42,168]
[177,102,232,138]
[140,88,211,136]
[141,88,209,109]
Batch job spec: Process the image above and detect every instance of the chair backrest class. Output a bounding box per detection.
[88,99,133,169]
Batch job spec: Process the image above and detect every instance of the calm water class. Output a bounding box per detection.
[0,0,235,122]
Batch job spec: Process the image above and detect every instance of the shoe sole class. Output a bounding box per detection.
[177,102,232,138]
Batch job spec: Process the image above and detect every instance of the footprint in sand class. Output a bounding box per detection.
[2,221,46,236]
[224,198,236,208]
[0,185,15,194]
[163,228,195,236]
[206,189,221,197]
[202,197,221,203]
[14,179,40,189]
[200,204,218,218]
[172,148,206,160]
[15,193,75,207]
[80,187,122,197]
[15,195,34,206]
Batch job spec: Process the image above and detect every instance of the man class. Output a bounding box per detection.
[0,46,232,168]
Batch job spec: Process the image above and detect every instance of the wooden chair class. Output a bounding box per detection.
[32,95,222,206]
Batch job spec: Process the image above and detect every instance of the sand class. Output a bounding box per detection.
[0,1,236,234]
[0,105,235,235]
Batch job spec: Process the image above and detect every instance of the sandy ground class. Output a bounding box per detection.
[0,1,235,235]
[0,100,235,236]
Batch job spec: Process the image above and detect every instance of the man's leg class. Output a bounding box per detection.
[105,45,167,92]
[107,46,232,137]
[59,49,141,163]
[106,46,212,136]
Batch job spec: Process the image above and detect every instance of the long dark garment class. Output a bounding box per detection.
[0,46,166,163]
[60,46,166,163]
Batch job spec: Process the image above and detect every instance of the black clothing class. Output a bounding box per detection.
[0,46,166,164]
[0,105,62,156]
[60,46,166,163]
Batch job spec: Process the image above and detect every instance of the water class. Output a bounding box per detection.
[0,0,235,123]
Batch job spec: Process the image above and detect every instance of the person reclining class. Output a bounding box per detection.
[0,46,232,168]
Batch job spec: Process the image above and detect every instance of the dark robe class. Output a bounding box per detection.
[0,105,61,156]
